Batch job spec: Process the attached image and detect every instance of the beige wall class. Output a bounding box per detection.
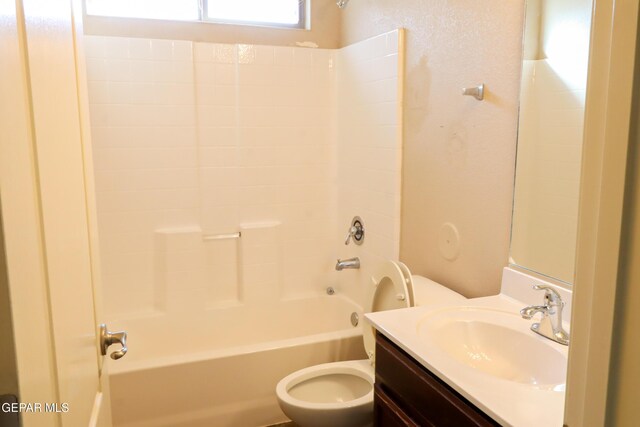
[606,69,640,426]
[607,144,640,425]
[84,1,342,48]
[341,1,525,297]
[0,208,19,397]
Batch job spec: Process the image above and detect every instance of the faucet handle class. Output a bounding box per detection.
[344,226,357,245]
[344,216,364,246]
[532,284,564,309]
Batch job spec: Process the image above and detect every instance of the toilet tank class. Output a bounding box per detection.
[411,275,465,306]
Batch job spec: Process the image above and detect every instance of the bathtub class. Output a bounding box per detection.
[109,295,366,427]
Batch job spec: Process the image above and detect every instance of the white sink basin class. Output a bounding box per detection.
[417,307,567,389]
[366,294,570,427]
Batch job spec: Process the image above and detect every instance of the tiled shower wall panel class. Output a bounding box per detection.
[335,30,403,307]
[86,37,199,316]
[85,36,336,318]
[193,42,337,302]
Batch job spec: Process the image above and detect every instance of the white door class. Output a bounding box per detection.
[0,0,116,426]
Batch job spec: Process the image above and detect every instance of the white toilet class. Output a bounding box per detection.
[276,260,465,427]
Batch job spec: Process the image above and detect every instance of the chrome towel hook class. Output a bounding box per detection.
[462,83,484,101]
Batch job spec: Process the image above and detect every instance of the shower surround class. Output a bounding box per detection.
[85,30,403,426]
[88,37,336,314]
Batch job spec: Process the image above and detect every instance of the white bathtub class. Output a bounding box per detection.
[109,295,366,427]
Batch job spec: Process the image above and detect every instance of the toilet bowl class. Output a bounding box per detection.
[276,260,465,427]
[276,360,374,427]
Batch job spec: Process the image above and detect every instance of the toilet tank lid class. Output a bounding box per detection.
[410,275,466,305]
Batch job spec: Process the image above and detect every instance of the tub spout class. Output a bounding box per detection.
[336,257,360,271]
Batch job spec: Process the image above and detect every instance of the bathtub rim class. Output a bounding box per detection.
[110,326,363,375]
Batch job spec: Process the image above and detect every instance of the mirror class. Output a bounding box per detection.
[510,0,593,285]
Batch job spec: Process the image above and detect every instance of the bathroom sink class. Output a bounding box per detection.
[417,307,567,388]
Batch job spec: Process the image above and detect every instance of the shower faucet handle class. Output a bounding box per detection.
[344,225,358,245]
[344,216,364,245]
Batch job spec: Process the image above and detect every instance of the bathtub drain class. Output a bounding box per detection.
[350,312,359,327]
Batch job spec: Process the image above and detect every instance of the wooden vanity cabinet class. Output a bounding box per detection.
[374,333,500,427]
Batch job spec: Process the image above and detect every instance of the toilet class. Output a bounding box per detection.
[275,260,465,427]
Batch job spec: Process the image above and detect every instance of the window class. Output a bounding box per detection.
[85,0,306,29]
[85,0,200,21]
[205,0,302,27]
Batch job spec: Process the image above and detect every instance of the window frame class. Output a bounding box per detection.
[201,0,306,30]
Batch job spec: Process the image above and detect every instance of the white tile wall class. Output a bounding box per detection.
[193,41,337,302]
[86,36,199,317]
[239,222,282,302]
[86,31,402,319]
[334,30,403,307]
[87,36,338,317]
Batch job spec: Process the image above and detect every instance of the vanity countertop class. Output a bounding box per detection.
[365,294,568,427]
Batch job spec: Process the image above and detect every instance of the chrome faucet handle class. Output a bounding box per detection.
[520,305,549,319]
[344,216,364,246]
[532,284,564,312]
[533,284,560,296]
[344,226,358,245]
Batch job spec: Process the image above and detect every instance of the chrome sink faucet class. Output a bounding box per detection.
[335,257,360,271]
[520,285,570,346]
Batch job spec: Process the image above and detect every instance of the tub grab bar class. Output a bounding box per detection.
[203,232,241,241]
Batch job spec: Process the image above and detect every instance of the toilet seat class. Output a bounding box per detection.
[362,260,413,363]
[395,261,415,306]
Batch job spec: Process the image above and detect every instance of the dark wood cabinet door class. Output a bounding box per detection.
[374,384,420,427]
[375,333,500,427]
